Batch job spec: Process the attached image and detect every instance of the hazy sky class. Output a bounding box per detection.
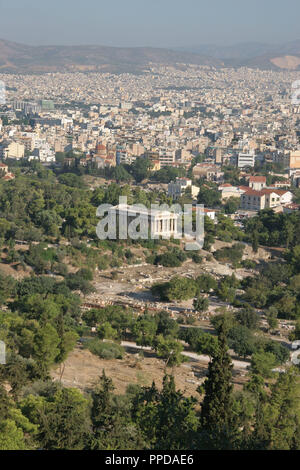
[0,0,300,47]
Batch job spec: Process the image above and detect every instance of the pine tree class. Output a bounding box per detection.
[89,370,145,450]
[251,367,300,450]
[133,375,197,449]
[0,381,12,421]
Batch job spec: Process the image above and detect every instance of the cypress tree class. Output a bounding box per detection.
[91,370,114,430]
[200,324,235,449]
[251,230,259,253]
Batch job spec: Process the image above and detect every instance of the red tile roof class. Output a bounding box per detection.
[242,189,265,197]
[249,176,266,183]
[242,188,290,197]
[3,173,14,180]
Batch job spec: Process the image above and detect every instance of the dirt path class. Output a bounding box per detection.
[121,341,250,370]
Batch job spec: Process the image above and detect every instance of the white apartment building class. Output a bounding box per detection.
[32,140,55,163]
[248,176,267,190]
[237,151,255,168]
[2,142,25,160]
[159,149,176,167]
[168,177,200,200]
[218,183,246,200]
[240,189,293,211]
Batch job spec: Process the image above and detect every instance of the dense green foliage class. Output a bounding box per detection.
[0,167,299,450]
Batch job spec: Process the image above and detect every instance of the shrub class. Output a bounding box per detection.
[193,296,209,313]
[214,243,245,264]
[65,272,94,294]
[235,305,260,330]
[84,339,124,359]
[241,260,256,270]
[195,274,217,293]
[54,263,68,276]
[125,249,134,260]
[146,254,156,264]
[191,253,203,264]
[152,276,197,301]
[263,340,290,364]
[98,257,109,271]
[110,258,122,268]
[180,328,218,356]
[77,268,93,281]
[228,325,256,358]
[154,252,182,267]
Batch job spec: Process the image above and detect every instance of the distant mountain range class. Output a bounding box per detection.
[1,38,300,72]
[0,39,221,73]
[175,40,300,70]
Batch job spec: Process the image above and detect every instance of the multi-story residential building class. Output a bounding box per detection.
[32,139,55,163]
[218,183,246,200]
[240,188,293,211]
[159,149,176,167]
[1,142,25,160]
[289,151,300,175]
[237,151,255,168]
[192,163,223,182]
[116,146,129,165]
[168,177,200,200]
[248,176,267,190]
